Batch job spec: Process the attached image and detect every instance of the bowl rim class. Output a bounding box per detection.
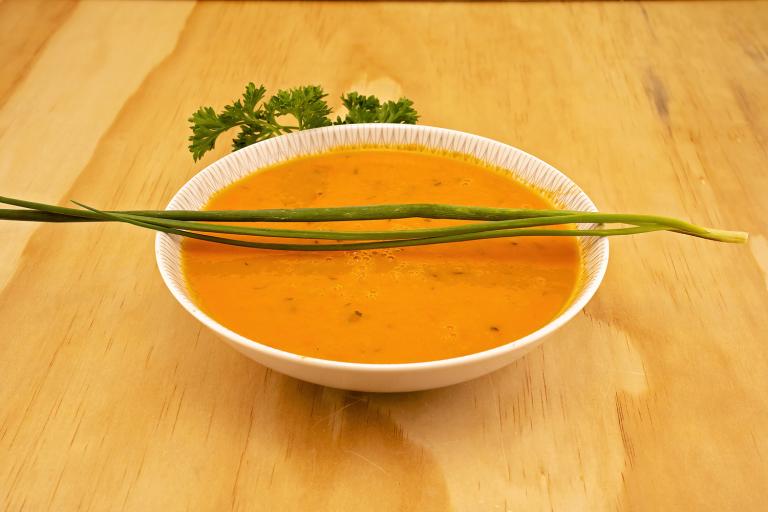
[155,123,609,372]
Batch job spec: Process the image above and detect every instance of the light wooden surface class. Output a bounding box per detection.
[1,1,767,510]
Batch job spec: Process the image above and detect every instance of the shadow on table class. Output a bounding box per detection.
[232,352,544,509]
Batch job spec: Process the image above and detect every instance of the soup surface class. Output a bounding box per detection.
[182,147,581,363]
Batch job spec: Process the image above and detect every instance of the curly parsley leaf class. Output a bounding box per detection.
[188,106,234,162]
[265,85,333,130]
[335,92,419,125]
[188,83,419,161]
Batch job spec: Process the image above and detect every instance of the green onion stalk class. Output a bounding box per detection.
[0,195,748,251]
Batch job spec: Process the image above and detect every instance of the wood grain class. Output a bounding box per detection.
[1,1,766,510]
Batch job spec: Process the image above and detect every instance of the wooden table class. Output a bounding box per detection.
[2,1,766,510]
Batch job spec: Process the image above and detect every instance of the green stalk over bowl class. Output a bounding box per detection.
[0,195,748,249]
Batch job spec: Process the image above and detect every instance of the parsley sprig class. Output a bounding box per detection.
[188,84,419,161]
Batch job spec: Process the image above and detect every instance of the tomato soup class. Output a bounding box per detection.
[181,147,581,363]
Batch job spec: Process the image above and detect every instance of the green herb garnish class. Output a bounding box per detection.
[0,195,748,249]
[188,84,418,161]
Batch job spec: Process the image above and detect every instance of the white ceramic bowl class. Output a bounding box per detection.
[155,124,609,392]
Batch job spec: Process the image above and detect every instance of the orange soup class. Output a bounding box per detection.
[181,147,581,363]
